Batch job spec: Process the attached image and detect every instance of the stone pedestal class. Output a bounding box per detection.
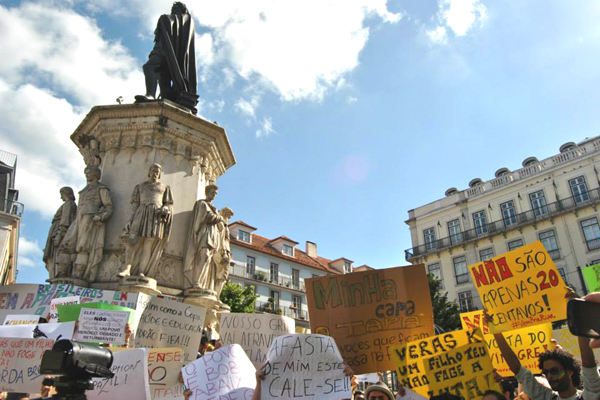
[118,276,162,296]
[69,100,236,295]
[48,277,89,288]
[184,289,231,328]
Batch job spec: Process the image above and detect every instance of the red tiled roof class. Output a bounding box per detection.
[354,265,374,271]
[229,220,257,230]
[268,235,299,245]
[230,233,341,274]
[329,257,354,264]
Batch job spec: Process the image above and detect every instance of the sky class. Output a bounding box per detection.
[3,0,600,284]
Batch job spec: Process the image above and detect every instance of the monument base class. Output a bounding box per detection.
[47,277,89,288]
[184,288,230,328]
[119,276,162,296]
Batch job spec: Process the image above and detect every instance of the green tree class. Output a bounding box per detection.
[220,281,259,313]
[428,273,461,332]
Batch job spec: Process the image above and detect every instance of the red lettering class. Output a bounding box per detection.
[484,260,502,284]
[496,257,514,280]
[471,264,489,287]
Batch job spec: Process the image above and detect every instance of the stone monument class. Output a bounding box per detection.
[43,187,77,281]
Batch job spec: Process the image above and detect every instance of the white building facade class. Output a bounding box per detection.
[405,138,600,311]
[0,150,21,286]
[228,221,353,328]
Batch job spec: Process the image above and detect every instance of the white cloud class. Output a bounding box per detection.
[428,0,486,44]
[235,96,260,119]
[18,236,43,269]
[256,117,275,138]
[427,26,448,45]
[346,96,358,104]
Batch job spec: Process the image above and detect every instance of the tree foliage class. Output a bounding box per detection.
[428,273,461,332]
[220,281,259,313]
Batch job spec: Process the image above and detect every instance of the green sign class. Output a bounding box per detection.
[57,302,134,324]
[582,264,600,292]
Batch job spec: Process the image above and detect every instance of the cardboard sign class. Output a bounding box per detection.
[469,241,567,333]
[263,334,351,400]
[88,348,151,400]
[0,321,75,340]
[0,337,55,393]
[147,348,184,400]
[460,311,554,376]
[356,373,380,383]
[393,329,501,399]
[49,295,80,322]
[305,265,435,374]
[220,313,295,368]
[182,344,256,400]
[552,326,600,361]
[57,302,135,324]
[3,314,40,325]
[582,264,600,292]
[76,308,130,344]
[135,296,206,363]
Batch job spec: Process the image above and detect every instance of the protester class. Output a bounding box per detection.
[483,390,507,400]
[364,381,395,400]
[501,380,516,400]
[354,389,366,400]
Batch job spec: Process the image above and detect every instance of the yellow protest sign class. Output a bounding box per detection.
[393,329,501,399]
[553,327,600,362]
[460,311,554,376]
[469,241,567,333]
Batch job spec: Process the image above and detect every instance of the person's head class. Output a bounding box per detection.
[538,348,581,392]
[500,380,516,400]
[60,186,75,201]
[353,390,365,400]
[200,336,208,348]
[171,2,188,14]
[205,184,219,201]
[482,390,505,400]
[84,165,101,183]
[364,382,394,400]
[148,163,162,181]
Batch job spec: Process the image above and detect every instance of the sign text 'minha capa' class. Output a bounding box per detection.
[312,273,397,309]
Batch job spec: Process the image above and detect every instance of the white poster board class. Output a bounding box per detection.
[356,373,380,383]
[182,344,256,400]
[263,334,351,400]
[148,347,184,400]
[135,296,206,363]
[76,308,129,344]
[0,321,75,340]
[0,337,55,393]
[88,348,151,400]
[3,314,40,325]
[49,295,80,322]
[220,313,295,368]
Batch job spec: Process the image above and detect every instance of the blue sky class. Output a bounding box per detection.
[3,0,600,284]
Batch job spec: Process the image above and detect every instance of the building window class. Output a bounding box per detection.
[539,230,560,260]
[472,211,488,236]
[270,263,279,282]
[238,230,251,243]
[458,291,474,312]
[343,261,352,274]
[529,190,548,217]
[270,290,280,310]
[501,201,517,227]
[312,274,319,278]
[453,256,469,285]
[479,248,494,262]
[558,268,569,284]
[424,228,436,251]
[292,295,302,318]
[581,217,600,251]
[246,256,255,276]
[508,239,524,252]
[283,244,294,256]
[428,263,442,283]
[448,219,462,245]
[569,176,590,204]
[292,269,300,290]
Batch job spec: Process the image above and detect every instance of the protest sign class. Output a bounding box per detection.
[582,264,600,292]
[469,241,567,333]
[553,326,600,361]
[88,348,151,400]
[220,313,295,368]
[147,347,184,400]
[396,387,428,400]
[263,334,351,400]
[0,321,75,340]
[356,373,379,383]
[49,295,80,322]
[393,329,501,399]
[76,308,130,345]
[460,311,554,376]
[305,265,434,374]
[135,296,206,363]
[57,302,135,323]
[3,314,40,325]
[182,344,256,400]
[0,337,55,393]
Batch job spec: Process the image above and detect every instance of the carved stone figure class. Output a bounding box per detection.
[183,184,225,292]
[135,2,198,113]
[43,187,77,279]
[214,207,234,299]
[61,165,113,282]
[118,163,173,278]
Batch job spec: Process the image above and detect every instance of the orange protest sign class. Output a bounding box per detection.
[305,265,435,374]
[469,241,567,333]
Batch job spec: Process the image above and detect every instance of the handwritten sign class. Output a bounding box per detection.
[135,296,206,363]
[305,265,434,374]
[356,373,379,383]
[0,337,55,393]
[49,295,80,322]
[76,308,130,344]
[182,344,256,400]
[393,329,501,399]
[88,348,151,400]
[582,264,600,292]
[147,347,184,400]
[263,334,351,400]
[552,326,600,361]
[469,241,567,333]
[0,321,75,340]
[460,311,554,376]
[220,313,295,368]
[3,314,40,325]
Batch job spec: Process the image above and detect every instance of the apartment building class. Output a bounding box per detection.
[0,150,22,285]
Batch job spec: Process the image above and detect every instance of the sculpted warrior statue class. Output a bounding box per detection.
[43,187,77,280]
[214,207,234,299]
[118,164,173,279]
[183,184,225,292]
[135,2,198,112]
[61,165,113,282]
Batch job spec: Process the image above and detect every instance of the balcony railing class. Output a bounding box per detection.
[229,264,306,292]
[586,238,600,252]
[0,198,23,217]
[255,300,309,321]
[406,187,600,260]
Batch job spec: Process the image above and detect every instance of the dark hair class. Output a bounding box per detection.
[200,337,208,345]
[482,390,505,400]
[538,348,582,388]
[501,380,516,400]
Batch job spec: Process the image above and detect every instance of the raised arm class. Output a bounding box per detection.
[484,310,521,374]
